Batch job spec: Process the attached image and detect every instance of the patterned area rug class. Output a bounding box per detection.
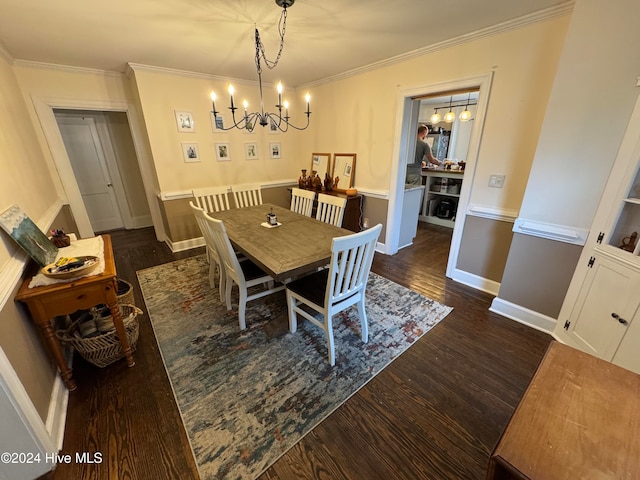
[137,255,452,479]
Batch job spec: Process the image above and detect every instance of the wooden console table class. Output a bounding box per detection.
[487,341,640,479]
[15,234,135,391]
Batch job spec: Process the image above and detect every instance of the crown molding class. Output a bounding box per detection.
[12,59,124,77]
[0,41,14,64]
[127,62,261,88]
[302,1,575,89]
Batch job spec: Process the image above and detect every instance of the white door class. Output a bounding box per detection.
[56,115,124,232]
[560,254,640,360]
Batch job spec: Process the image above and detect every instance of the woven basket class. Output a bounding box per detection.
[117,278,135,307]
[56,305,141,368]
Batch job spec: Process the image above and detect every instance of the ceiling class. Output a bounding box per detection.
[0,0,571,87]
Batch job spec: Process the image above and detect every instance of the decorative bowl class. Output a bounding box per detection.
[345,187,358,197]
[41,256,99,279]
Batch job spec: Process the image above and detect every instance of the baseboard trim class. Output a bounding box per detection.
[449,268,500,296]
[165,236,205,253]
[45,358,71,451]
[489,297,557,335]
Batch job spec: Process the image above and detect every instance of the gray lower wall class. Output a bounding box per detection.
[456,216,515,283]
[497,232,582,319]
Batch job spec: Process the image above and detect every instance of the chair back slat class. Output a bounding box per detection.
[192,186,231,214]
[290,188,315,217]
[326,224,382,304]
[232,184,263,208]
[316,193,347,227]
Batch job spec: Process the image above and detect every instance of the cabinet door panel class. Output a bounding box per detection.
[567,256,640,360]
[612,308,640,374]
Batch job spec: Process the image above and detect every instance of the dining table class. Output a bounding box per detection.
[210,203,352,282]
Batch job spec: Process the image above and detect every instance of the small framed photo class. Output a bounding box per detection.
[344,162,352,177]
[181,142,200,163]
[245,142,258,160]
[269,142,281,159]
[268,118,280,134]
[175,111,195,132]
[215,142,231,162]
[210,112,225,132]
[243,119,257,134]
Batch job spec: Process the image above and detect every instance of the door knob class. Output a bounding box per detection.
[107,183,113,187]
[611,312,628,325]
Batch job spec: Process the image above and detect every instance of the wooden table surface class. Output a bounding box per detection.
[210,203,351,282]
[487,341,640,480]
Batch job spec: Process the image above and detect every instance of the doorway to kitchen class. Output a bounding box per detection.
[387,72,493,282]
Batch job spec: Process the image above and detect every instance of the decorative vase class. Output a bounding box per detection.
[298,169,308,189]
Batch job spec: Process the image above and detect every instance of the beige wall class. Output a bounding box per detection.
[0,55,60,421]
[130,68,303,193]
[296,16,570,212]
[456,216,514,283]
[499,233,582,318]
[498,0,640,319]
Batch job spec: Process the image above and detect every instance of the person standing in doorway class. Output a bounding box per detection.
[406,125,442,185]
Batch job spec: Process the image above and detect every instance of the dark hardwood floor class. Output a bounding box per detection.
[40,222,551,480]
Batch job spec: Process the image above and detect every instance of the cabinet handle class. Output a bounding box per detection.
[611,312,629,325]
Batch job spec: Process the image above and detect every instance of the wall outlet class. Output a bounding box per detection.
[489,174,506,188]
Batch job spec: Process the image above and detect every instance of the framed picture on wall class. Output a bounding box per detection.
[245,142,258,160]
[215,142,231,162]
[0,204,58,267]
[269,142,281,159]
[175,111,195,132]
[210,112,225,132]
[181,142,200,163]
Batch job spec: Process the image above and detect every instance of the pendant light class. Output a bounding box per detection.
[430,108,441,124]
[459,93,472,122]
[443,96,456,123]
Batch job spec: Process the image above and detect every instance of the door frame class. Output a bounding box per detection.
[386,72,493,280]
[31,96,164,240]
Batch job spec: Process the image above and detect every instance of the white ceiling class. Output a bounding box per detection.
[0,0,571,87]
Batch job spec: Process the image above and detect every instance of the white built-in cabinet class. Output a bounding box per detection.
[555,96,640,374]
[419,170,464,228]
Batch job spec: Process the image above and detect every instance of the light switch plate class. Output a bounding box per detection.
[489,174,506,188]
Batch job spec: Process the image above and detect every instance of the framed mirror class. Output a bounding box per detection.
[332,153,357,192]
[310,153,331,179]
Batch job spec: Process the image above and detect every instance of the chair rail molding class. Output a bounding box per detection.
[513,217,589,245]
[467,204,518,223]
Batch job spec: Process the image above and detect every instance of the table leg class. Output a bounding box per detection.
[38,317,77,391]
[107,280,135,367]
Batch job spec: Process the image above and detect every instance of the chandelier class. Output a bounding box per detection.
[210,0,311,132]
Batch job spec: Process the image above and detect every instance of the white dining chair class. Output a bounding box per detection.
[192,186,231,214]
[290,188,315,217]
[316,193,347,227]
[231,183,263,208]
[205,213,285,330]
[190,202,226,302]
[285,223,382,365]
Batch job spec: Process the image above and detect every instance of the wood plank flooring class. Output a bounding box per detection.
[39,223,551,480]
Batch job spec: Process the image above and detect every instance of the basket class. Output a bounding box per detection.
[117,278,135,307]
[56,305,141,368]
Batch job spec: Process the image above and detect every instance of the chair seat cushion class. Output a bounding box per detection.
[240,259,271,281]
[286,269,329,307]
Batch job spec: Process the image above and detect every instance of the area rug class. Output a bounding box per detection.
[137,255,452,480]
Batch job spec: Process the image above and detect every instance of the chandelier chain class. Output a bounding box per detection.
[255,7,287,74]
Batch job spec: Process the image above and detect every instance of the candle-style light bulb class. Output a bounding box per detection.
[283,100,289,118]
[277,82,283,107]
[228,84,235,110]
[242,99,248,113]
[305,92,311,114]
[210,91,217,113]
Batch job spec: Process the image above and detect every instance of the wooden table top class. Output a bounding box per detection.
[210,204,351,281]
[490,341,640,479]
[15,234,115,301]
